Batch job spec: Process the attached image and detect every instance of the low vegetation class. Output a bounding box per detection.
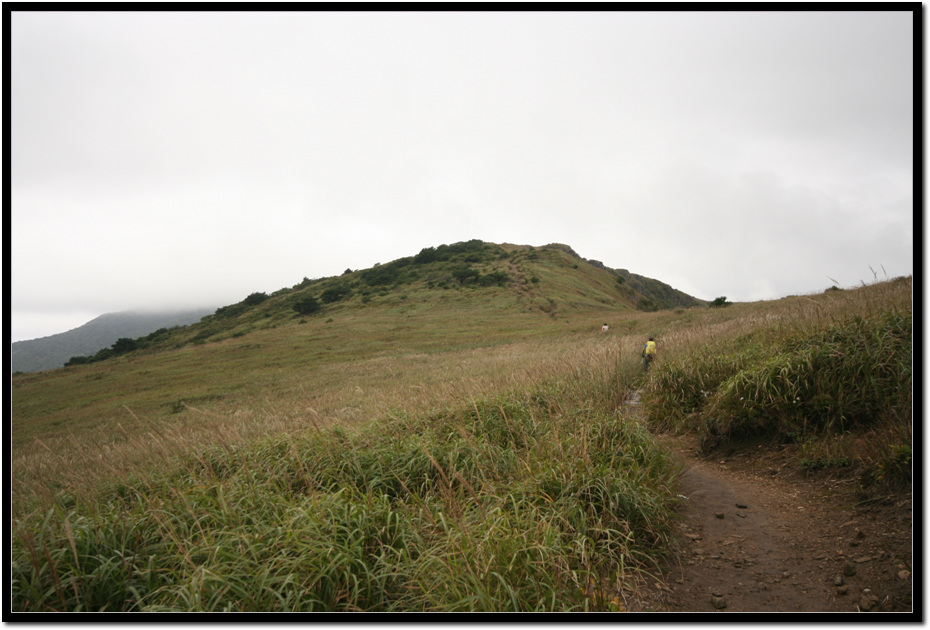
[10,240,911,612]
[643,276,912,487]
[12,362,683,612]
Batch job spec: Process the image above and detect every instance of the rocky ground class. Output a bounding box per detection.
[632,431,914,615]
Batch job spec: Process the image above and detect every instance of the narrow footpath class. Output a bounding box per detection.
[624,394,913,613]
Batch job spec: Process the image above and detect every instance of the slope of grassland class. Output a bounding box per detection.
[12,241,699,513]
[9,250,911,613]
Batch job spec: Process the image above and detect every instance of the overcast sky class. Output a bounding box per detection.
[11,10,915,342]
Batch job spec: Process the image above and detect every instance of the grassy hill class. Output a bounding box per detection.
[12,241,702,476]
[52,240,702,367]
[155,240,702,347]
[10,241,911,613]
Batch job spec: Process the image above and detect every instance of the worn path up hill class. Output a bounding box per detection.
[623,395,913,614]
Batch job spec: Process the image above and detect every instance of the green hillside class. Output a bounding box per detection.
[59,240,703,365]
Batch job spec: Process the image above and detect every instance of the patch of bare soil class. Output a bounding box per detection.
[635,432,913,614]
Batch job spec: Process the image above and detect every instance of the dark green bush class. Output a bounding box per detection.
[320,284,352,303]
[293,296,322,315]
[361,264,403,287]
[143,328,171,342]
[413,247,439,265]
[451,264,480,285]
[636,298,658,312]
[213,303,249,319]
[111,338,138,354]
[243,292,269,306]
[478,271,510,287]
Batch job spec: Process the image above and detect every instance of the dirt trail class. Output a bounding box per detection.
[624,397,913,614]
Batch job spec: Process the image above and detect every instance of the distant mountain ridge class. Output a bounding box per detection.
[11,309,215,373]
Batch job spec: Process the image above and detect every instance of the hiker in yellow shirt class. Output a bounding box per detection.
[642,337,657,371]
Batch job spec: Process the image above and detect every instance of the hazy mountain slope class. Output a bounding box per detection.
[11,309,214,373]
[143,241,705,351]
[14,241,704,372]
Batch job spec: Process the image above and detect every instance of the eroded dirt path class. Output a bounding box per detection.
[639,433,913,614]
[620,390,913,614]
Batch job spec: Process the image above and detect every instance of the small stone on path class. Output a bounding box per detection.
[859,594,880,611]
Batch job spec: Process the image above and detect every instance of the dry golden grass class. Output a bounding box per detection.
[11,321,644,514]
[11,276,911,516]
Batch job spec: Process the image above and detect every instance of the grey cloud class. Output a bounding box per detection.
[11,10,914,341]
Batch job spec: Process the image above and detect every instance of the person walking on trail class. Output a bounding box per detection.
[642,337,657,371]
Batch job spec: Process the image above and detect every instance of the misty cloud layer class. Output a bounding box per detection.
[11,10,914,341]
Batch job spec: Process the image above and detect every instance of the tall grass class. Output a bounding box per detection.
[642,277,912,485]
[12,360,677,612]
[11,320,655,520]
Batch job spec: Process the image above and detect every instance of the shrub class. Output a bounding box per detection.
[451,265,480,285]
[143,328,171,342]
[636,298,658,312]
[293,296,322,315]
[477,271,510,287]
[111,338,138,355]
[243,292,269,306]
[91,347,115,362]
[361,264,403,287]
[320,284,352,304]
[213,303,249,319]
[413,247,439,265]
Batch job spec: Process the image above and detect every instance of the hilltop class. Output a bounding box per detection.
[58,240,704,365]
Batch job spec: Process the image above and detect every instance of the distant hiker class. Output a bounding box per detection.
[601,323,609,333]
[642,337,657,371]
